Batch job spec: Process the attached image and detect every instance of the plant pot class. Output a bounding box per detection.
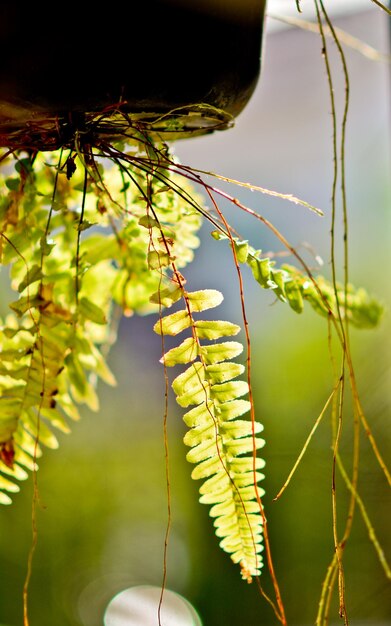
[0,0,266,147]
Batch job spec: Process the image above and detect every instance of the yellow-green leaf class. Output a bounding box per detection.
[200,341,243,365]
[220,419,263,439]
[147,250,171,269]
[226,437,265,457]
[149,281,183,308]
[153,309,191,336]
[79,297,107,325]
[211,380,249,403]
[186,438,222,464]
[0,475,20,493]
[285,279,304,313]
[247,255,272,289]
[176,385,208,408]
[199,484,233,504]
[215,399,251,421]
[182,401,215,428]
[183,421,216,447]
[230,457,266,472]
[191,455,224,480]
[172,362,204,395]
[0,492,12,505]
[160,337,198,367]
[194,319,240,340]
[17,264,43,293]
[233,240,249,263]
[206,362,244,384]
[187,289,224,312]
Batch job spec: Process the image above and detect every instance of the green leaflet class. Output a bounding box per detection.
[155,314,241,341]
[194,319,241,340]
[186,289,224,312]
[17,264,43,293]
[153,309,191,336]
[209,380,249,403]
[160,337,198,367]
[155,288,265,580]
[206,362,245,384]
[172,362,204,394]
[0,492,12,505]
[79,297,107,325]
[147,249,171,270]
[200,341,243,365]
[149,281,182,308]
[216,399,252,421]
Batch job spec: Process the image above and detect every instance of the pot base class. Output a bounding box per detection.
[0,102,235,151]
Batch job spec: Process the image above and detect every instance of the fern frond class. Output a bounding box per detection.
[211,231,384,328]
[154,288,265,581]
[0,301,118,501]
[282,264,384,328]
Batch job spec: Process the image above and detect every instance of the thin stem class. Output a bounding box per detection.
[337,453,391,580]
[156,276,172,626]
[75,164,88,305]
[323,560,339,626]
[331,376,348,623]
[314,0,345,341]
[319,0,350,352]
[267,14,391,63]
[274,382,341,501]
[370,0,391,15]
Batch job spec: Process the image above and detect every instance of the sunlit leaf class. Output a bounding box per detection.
[247,255,271,288]
[147,250,171,269]
[150,283,183,308]
[0,492,12,505]
[160,337,198,367]
[215,399,251,421]
[233,239,249,263]
[79,297,107,325]
[211,380,249,404]
[9,295,44,316]
[172,362,204,395]
[206,362,244,384]
[285,278,304,313]
[186,289,224,312]
[153,309,191,336]
[200,341,243,364]
[17,265,43,293]
[194,319,240,339]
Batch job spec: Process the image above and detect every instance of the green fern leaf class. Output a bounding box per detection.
[200,341,243,365]
[205,362,245,384]
[187,289,224,312]
[153,309,191,336]
[194,320,241,340]
[160,337,198,367]
[155,288,265,581]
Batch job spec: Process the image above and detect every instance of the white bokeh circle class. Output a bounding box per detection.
[104,585,202,626]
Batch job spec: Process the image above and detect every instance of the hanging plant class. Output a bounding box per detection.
[0,1,389,625]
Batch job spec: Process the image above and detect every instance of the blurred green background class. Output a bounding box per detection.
[0,5,390,625]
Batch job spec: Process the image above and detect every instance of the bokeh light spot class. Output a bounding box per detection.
[104,585,202,626]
